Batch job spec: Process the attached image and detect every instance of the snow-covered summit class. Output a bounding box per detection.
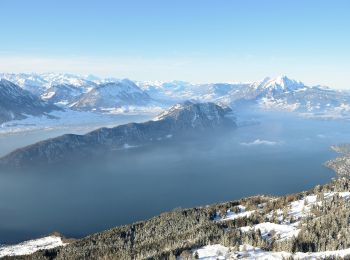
[0,73,96,95]
[256,75,305,93]
[71,79,152,111]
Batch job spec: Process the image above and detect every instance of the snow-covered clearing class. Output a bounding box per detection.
[189,244,350,260]
[214,205,254,222]
[0,235,66,258]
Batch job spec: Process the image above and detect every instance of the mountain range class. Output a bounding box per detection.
[1,73,349,124]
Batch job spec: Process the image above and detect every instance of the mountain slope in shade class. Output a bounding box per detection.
[0,79,60,123]
[0,102,236,166]
[0,73,48,95]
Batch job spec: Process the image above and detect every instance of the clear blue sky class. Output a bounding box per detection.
[0,0,349,88]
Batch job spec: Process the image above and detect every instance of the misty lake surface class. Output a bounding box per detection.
[0,112,349,244]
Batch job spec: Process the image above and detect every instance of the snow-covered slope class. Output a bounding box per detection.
[41,84,87,105]
[0,235,66,258]
[0,73,96,95]
[186,189,350,260]
[0,73,49,95]
[138,80,250,105]
[138,75,350,117]
[71,79,153,111]
[191,243,350,260]
[154,101,235,129]
[257,75,305,93]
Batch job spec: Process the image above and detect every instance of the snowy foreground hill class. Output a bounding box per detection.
[2,168,350,259]
[0,73,350,128]
[0,235,66,258]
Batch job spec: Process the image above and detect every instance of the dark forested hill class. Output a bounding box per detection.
[0,102,236,167]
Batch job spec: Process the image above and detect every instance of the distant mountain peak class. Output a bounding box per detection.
[71,79,151,111]
[260,75,305,92]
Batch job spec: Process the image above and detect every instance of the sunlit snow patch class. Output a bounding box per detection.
[191,244,350,260]
[214,205,254,222]
[0,235,66,258]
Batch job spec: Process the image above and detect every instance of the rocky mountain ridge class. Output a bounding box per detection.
[0,102,236,166]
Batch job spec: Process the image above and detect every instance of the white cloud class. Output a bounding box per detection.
[240,139,282,146]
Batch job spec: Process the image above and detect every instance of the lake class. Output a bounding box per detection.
[0,112,349,244]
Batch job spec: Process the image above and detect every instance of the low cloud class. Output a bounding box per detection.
[240,139,281,146]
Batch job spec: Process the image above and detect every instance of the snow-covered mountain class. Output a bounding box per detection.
[256,79,350,114]
[138,76,300,103]
[137,80,250,104]
[137,76,350,116]
[71,79,153,111]
[154,101,235,129]
[1,73,349,120]
[0,73,49,95]
[0,79,59,123]
[257,75,305,93]
[0,73,96,95]
[41,84,87,105]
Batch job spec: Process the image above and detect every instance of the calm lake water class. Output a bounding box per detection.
[0,112,349,244]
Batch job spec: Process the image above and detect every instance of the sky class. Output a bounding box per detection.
[0,0,349,88]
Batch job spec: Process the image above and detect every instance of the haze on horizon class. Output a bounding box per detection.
[0,0,349,89]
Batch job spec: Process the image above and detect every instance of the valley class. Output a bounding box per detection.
[1,74,350,259]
